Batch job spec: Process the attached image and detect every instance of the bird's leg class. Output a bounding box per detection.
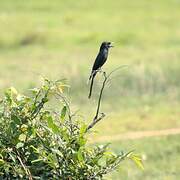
[93,68,105,75]
[94,69,100,74]
[97,68,103,74]
[92,69,98,76]
[98,68,106,75]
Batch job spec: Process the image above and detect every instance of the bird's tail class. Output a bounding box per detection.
[88,71,96,99]
[88,76,94,99]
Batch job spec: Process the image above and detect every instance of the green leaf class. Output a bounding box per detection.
[16,142,24,149]
[10,87,18,95]
[0,159,4,165]
[11,115,21,125]
[0,154,3,159]
[77,148,84,162]
[30,145,39,153]
[47,153,57,168]
[104,151,116,158]
[20,124,28,132]
[47,116,60,134]
[5,87,18,103]
[8,152,16,163]
[60,106,67,121]
[78,137,86,146]
[52,149,63,157]
[79,123,87,136]
[31,159,43,163]
[29,88,40,93]
[16,94,24,102]
[18,134,27,142]
[129,154,144,170]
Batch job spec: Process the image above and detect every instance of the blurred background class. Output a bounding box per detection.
[0,0,180,179]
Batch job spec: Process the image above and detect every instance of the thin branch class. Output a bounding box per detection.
[106,65,129,84]
[86,66,128,132]
[15,149,33,180]
[86,113,105,131]
[94,72,107,120]
[106,65,129,80]
[86,72,107,131]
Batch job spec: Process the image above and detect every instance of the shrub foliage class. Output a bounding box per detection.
[0,79,142,179]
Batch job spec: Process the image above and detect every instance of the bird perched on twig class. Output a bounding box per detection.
[88,41,113,98]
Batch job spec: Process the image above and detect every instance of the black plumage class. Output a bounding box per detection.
[88,41,113,98]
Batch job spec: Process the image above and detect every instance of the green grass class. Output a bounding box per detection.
[0,0,180,134]
[0,0,180,178]
[106,134,180,179]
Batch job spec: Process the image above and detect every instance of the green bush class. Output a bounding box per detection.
[0,79,142,179]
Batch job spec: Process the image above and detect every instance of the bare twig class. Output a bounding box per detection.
[94,72,107,119]
[86,66,128,132]
[86,113,105,131]
[86,72,107,131]
[15,149,33,180]
[106,65,129,80]
[106,65,129,84]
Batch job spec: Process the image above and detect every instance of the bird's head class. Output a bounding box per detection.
[100,41,113,50]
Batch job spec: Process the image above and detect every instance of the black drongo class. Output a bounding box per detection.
[88,41,113,98]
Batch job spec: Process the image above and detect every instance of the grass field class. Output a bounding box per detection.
[0,0,180,179]
[106,134,180,179]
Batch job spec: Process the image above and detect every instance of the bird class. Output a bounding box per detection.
[88,41,113,98]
